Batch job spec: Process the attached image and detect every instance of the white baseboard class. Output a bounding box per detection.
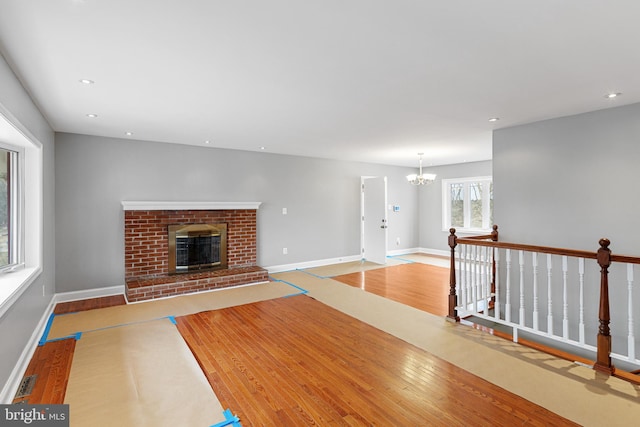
[387,248,421,257]
[417,247,450,258]
[266,254,362,274]
[0,296,56,404]
[53,285,125,304]
[266,248,450,273]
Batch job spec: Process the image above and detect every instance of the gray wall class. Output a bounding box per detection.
[493,103,640,354]
[418,160,493,252]
[0,54,55,394]
[494,102,640,253]
[55,133,420,292]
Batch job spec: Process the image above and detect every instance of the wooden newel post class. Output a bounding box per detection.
[595,238,614,374]
[490,225,499,308]
[491,224,499,242]
[447,228,460,322]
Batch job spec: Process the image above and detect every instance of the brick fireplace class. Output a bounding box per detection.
[122,201,268,302]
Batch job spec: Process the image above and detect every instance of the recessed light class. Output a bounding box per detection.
[86,113,98,118]
[488,117,500,122]
[260,146,266,150]
[605,92,622,99]
[79,79,94,85]
[204,140,211,144]
[125,131,133,136]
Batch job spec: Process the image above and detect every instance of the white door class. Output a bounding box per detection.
[362,176,388,265]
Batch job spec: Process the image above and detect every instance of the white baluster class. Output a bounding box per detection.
[579,258,585,345]
[547,254,553,336]
[466,244,472,312]
[519,250,525,327]
[476,245,482,313]
[562,256,569,340]
[532,252,539,331]
[472,245,478,313]
[484,246,490,316]
[457,245,464,310]
[627,264,635,361]
[505,249,511,323]
[494,248,501,320]
[478,246,484,314]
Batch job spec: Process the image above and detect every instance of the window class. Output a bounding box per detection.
[442,176,492,232]
[0,147,18,270]
[0,110,41,317]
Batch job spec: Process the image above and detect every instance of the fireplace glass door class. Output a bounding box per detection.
[168,223,227,274]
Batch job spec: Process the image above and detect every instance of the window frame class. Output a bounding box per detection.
[0,143,23,272]
[442,176,493,233]
[0,108,43,319]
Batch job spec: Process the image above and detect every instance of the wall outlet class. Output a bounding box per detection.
[396,237,400,246]
[282,207,287,215]
[283,247,288,255]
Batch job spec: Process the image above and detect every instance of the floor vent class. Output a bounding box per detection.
[14,375,37,399]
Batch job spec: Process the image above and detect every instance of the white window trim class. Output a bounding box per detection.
[442,176,492,234]
[0,108,43,319]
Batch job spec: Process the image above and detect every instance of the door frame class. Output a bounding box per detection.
[360,176,388,264]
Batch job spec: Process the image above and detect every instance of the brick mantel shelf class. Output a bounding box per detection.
[121,201,262,211]
[122,201,267,302]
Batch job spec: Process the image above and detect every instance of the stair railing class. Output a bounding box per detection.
[448,225,640,376]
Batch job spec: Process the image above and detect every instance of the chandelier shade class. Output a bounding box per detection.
[406,153,436,185]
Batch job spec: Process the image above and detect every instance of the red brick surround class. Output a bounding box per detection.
[124,209,268,302]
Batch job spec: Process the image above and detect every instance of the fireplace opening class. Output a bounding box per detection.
[168,223,227,274]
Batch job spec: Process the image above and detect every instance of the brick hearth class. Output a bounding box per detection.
[123,205,268,302]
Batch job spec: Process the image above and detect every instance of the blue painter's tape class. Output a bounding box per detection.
[270,278,308,297]
[42,333,80,344]
[167,316,177,325]
[387,256,415,264]
[38,313,56,346]
[210,408,242,427]
[297,268,330,279]
[55,311,80,316]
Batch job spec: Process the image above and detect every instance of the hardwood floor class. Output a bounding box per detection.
[53,295,126,314]
[176,295,578,426]
[13,263,595,423]
[12,339,75,404]
[333,262,450,316]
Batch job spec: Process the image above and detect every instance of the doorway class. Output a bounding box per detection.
[361,176,387,265]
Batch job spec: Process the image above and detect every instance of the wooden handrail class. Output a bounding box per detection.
[461,234,494,240]
[455,239,599,260]
[610,254,640,265]
[456,237,640,265]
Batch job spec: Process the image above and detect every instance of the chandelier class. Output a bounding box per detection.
[406,153,436,185]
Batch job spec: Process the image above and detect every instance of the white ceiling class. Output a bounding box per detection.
[0,1,638,167]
